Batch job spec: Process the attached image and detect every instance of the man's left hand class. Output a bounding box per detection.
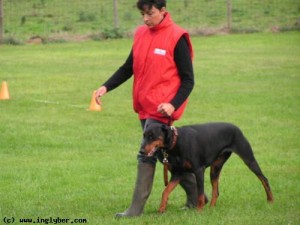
[157,103,175,117]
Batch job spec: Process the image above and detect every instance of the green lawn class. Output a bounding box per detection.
[0,32,299,225]
[3,0,300,42]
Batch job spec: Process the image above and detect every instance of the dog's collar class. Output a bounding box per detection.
[169,126,178,149]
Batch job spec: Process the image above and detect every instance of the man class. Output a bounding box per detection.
[95,0,198,217]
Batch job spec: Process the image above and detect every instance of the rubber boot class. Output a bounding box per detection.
[180,173,209,208]
[115,162,155,218]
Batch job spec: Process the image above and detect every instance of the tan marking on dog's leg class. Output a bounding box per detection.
[210,178,219,207]
[258,175,274,202]
[159,179,180,213]
[197,194,206,212]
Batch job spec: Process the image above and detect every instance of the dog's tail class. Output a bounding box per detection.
[233,128,274,202]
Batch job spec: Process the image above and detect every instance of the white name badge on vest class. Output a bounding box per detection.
[154,48,166,56]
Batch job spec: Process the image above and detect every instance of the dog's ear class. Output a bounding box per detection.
[161,124,169,134]
[161,124,172,146]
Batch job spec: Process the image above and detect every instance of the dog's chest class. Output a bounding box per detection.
[182,160,193,169]
[156,150,193,172]
[166,154,193,173]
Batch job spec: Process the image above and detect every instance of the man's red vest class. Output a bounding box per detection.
[132,12,193,123]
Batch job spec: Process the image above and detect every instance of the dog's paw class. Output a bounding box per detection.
[158,208,166,214]
[197,206,204,213]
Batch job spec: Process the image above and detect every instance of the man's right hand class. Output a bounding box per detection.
[95,86,107,105]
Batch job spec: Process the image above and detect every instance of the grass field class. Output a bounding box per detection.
[0,32,300,225]
[3,0,300,42]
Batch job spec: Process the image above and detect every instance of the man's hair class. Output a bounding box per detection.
[136,0,166,11]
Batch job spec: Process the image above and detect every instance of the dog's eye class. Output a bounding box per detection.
[144,131,156,141]
[148,133,156,141]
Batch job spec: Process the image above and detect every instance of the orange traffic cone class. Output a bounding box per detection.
[89,90,101,111]
[0,81,10,100]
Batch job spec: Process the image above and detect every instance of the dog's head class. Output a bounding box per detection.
[141,123,173,156]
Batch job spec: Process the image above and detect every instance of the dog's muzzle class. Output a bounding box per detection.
[146,146,158,157]
[141,145,158,157]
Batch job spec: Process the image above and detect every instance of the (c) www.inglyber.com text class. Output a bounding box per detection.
[3,216,88,224]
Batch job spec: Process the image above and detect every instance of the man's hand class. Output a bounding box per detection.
[157,103,175,117]
[95,86,107,105]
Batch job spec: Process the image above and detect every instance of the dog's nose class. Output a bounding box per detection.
[139,144,147,154]
[140,140,147,152]
[139,148,146,154]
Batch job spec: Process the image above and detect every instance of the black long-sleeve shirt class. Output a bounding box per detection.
[103,36,194,110]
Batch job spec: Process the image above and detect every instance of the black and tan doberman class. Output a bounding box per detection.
[141,122,274,213]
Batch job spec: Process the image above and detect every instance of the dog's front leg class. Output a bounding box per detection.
[159,177,180,213]
[195,167,206,212]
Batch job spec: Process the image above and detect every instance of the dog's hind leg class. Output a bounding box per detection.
[210,151,232,207]
[180,173,199,208]
[159,177,180,213]
[233,132,274,202]
[194,167,206,212]
[244,159,274,202]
